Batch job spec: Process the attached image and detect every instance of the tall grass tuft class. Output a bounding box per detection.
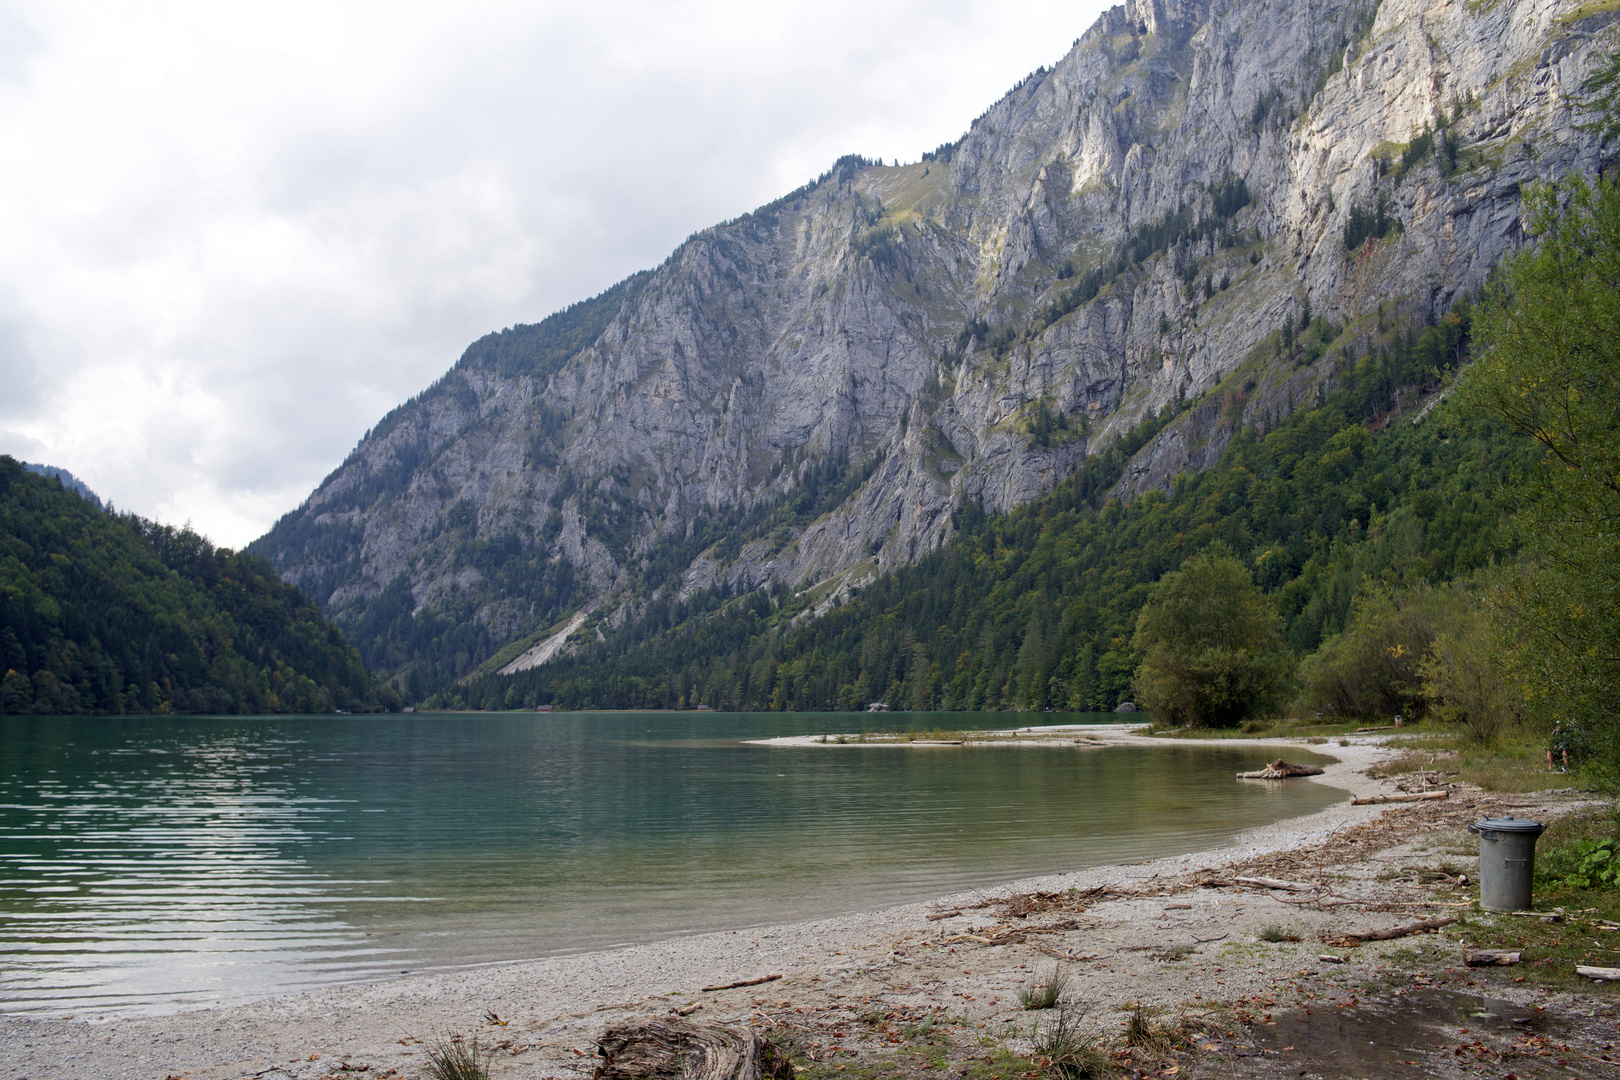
[1019,965,1067,1009]
[1030,1003,1112,1079]
[423,1033,492,1080]
[1124,1003,1175,1057]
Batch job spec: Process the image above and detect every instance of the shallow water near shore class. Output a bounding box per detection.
[0,711,1339,1017]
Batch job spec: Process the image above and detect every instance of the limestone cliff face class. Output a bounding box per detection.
[255,0,1616,683]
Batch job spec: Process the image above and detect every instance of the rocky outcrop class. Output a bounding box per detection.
[254,0,1617,684]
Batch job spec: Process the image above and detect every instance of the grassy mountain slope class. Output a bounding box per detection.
[0,457,398,715]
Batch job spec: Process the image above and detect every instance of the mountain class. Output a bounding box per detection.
[450,305,1540,712]
[254,0,1616,698]
[0,456,399,714]
[21,463,101,508]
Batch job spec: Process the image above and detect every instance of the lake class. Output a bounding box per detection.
[0,712,1340,1017]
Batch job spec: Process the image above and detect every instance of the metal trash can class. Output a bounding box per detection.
[1468,817,1546,911]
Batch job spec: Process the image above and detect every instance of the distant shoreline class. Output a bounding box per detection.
[746,721,1148,747]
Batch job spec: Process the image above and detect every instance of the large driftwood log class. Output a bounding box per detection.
[595,1020,793,1080]
[1350,791,1450,805]
[1237,759,1325,779]
[1577,965,1620,981]
[1329,916,1457,946]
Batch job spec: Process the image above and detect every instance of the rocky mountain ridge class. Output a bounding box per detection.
[254,0,1617,690]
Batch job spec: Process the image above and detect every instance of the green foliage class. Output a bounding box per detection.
[0,457,394,715]
[1398,129,1435,176]
[1131,547,1293,727]
[1024,401,1073,448]
[1250,87,1293,132]
[852,222,901,268]
[1577,49,1620,145]
[1460,172,1620,785]
[1297,583,1467,720]
[1417,598,1522,746]
[1561,838,1620,891]
[1343,195,1396,251]
[459,305,1529,714]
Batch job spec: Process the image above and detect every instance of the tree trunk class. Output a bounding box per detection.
[595,1020,793,1080]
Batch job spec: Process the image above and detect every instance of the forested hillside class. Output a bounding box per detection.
[446,307,1536,712]
[0,457,398,714]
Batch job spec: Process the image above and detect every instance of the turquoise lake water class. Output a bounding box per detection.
[0,712,1340,1016]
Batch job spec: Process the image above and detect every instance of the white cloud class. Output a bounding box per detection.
[0,0,1106,548]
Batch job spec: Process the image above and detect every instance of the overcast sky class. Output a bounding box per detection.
[0,0,1108,549]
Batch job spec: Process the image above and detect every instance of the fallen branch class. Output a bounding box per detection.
[1327,915,1457,946]
[701,975,782,993]
[1033,944,1100,963]
[1235,875,1316,892]
[1272,894,1355,906]
[925,910,962,921]
[1577,965,1620,981]
[1465,950,1521,967]
[1237,759,1325,779]
[1350,791,1450,805]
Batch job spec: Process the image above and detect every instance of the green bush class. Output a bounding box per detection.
[1537,821,1620,891]
[1560,838,1620,890]
[1418,612,1522,746]
[1132,547,1294,727]
[1297,584,1466,720]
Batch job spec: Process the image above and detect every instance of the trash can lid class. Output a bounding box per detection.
[1471,816,1546,834]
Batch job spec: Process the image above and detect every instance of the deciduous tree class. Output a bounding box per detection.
[1131,547,1293,727]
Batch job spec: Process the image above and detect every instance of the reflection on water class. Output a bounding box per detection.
[0,713,1338,1016]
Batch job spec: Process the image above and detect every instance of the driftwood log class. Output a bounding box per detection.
[1237,759,1325,779]
[1466,950,1522,966]
[595,1020,793,1080]
[1328,915,1457,946]
[1350,791,1450,805]
[1577,965,1620,981]
[1234,875,1317,892]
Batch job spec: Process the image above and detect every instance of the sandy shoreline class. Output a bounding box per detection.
[0,728,1599,1079]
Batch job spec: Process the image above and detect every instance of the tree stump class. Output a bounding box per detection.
[595,1020,793,1080]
